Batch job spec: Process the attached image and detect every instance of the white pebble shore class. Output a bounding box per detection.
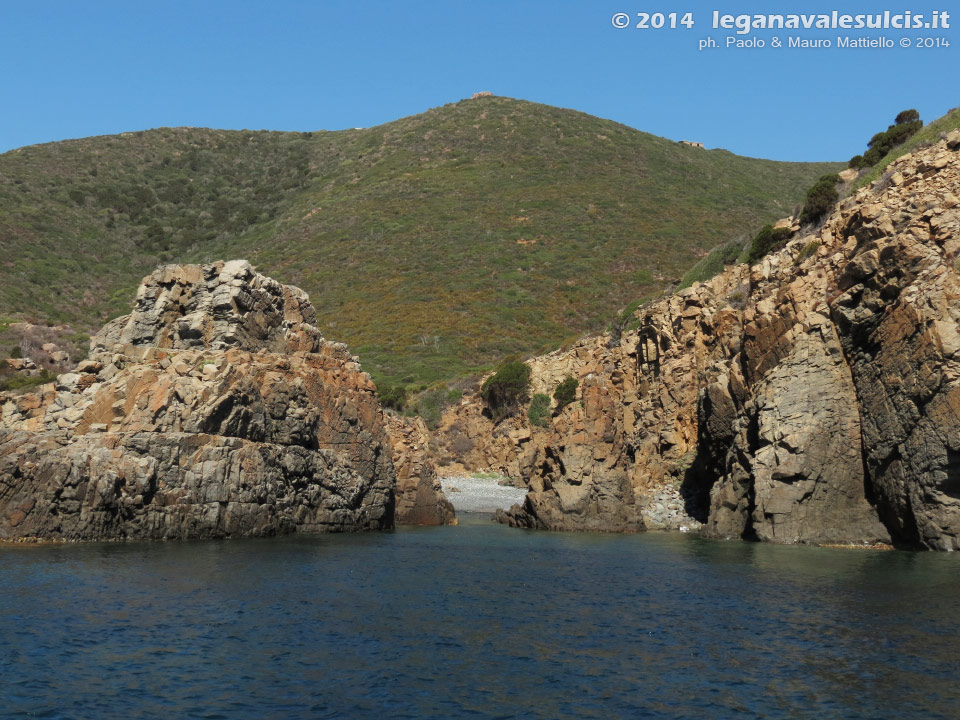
[440,476,528,514]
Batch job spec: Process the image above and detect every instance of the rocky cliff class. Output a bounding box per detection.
[491,134,960,549]
[0,261,400,540]
[386,414,456,526]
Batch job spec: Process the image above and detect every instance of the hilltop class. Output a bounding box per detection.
[0,96,840,385]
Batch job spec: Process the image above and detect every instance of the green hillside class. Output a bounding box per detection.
[0,96,840,385]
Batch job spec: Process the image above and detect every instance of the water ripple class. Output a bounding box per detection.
[1,517,959,718]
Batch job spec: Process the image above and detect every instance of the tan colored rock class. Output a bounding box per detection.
[499,371,646,532]
[704,322,889,545]
[91,260,323,354]
[838,168,859,184]
[5,358,36,371]
[0,262,395,541]
[75,360,102,374]
[385,414,455,526]
[429,397,528,480]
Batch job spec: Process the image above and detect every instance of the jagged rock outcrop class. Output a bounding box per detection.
[495,373,645,532]
[385,415,456,526]
[0,260,395,540]
[494,135,960,549]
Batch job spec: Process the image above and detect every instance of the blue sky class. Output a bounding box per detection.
[1,0,955,160]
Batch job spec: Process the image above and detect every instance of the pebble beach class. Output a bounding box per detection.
[439,476,528,514]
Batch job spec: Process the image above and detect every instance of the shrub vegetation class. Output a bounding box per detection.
[412,388,455,429]
[553,376,578,413]
[799,174,841,226]
[853,107,960,191]
[0,97,841,388]
[481,360,531,422]
[377,384,407,411]
[0,370,54,392]
[679,237,746,288]
[747,224,794,264]
[528,393,551,427]
[849,109,922,169]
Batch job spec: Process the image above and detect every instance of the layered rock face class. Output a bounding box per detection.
[0,261,396,540]
[496,136,960,548]
[385,415,456,526]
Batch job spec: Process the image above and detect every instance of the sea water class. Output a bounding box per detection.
[2,515,959,719]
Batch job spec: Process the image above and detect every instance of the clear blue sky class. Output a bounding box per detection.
[1,0,955,160]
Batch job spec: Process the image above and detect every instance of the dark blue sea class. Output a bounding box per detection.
[2,514,959,719]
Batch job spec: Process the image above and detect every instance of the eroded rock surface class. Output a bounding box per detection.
[0,261,395,540]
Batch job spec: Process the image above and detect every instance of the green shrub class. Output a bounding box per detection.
[554,376,578,413]
[67,332,90,358]
[528,393,551,427]
[378,384,407,411]
[848,154,865,169]
[853,107,960,192]
[870,121,922,157]
[896,109,920,124]
[855,110,923,169]
[9,345,22,359]
[414,388,451,429]
[799,174,841,227]
[0,370,54,392]
[481,360,531,421]
[862,147,885,167]
[747,224,794,264]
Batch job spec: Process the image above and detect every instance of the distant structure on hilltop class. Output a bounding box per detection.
[680,140,705,148]
[472,91,493,99]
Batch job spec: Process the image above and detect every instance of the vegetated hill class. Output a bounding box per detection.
[0,96,841,385]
